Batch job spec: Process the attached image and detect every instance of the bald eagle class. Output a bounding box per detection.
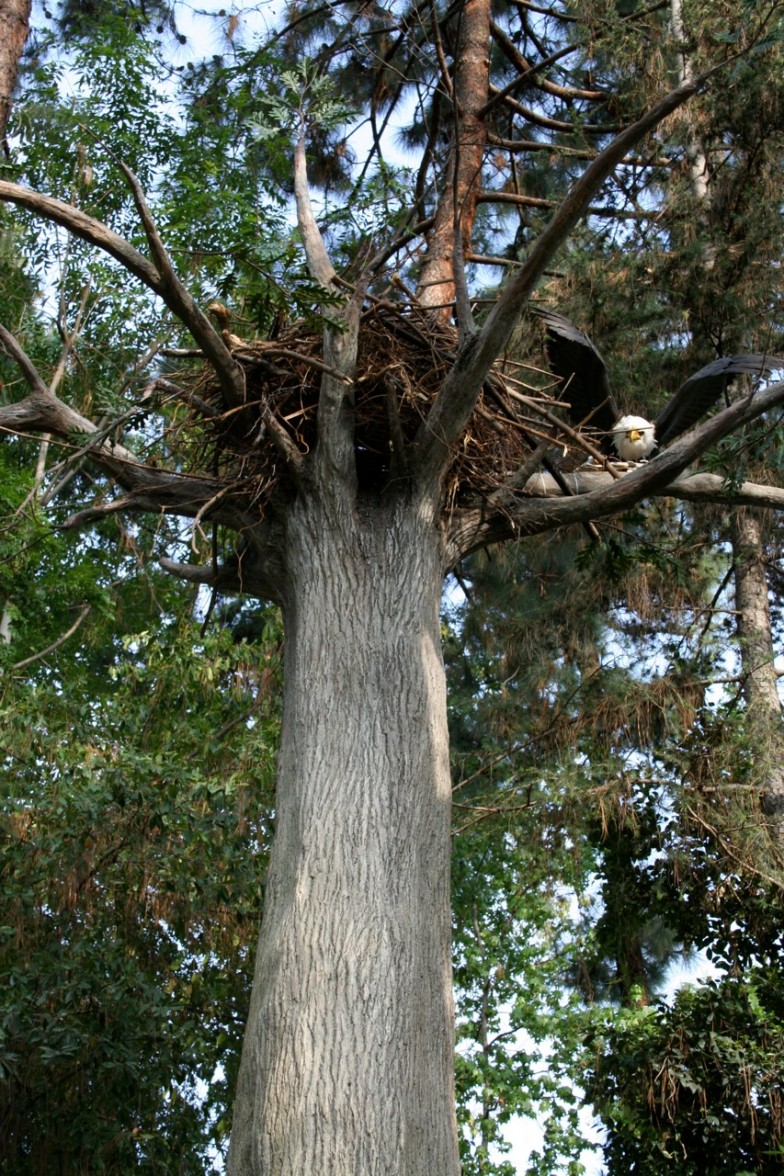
[533,308,783,461]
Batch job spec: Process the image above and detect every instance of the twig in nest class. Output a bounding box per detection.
[263,409,306,490]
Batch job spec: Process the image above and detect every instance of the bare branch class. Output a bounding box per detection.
[60,467,251,530]
[0,179,161,287]
[0,322,143,467]
[117,163,248,415]
[159,546,285,604]
[517,468,784,510]
[11,603,91,671]
[0,177,248,416]
[293,131,337,289]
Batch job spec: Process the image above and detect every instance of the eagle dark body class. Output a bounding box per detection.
[533,307,784,458]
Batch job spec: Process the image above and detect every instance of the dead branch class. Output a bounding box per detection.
[118,163,248,416]
[0,176,248,418]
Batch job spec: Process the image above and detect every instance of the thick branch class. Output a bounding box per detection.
[445,379,784,563]
[293,132,337,289]
[0,322,140,464]
[0,180,161,285]
[159,543,285,604]
[413,66,719,487]
[0,178,247,416]
[519,468,784,510]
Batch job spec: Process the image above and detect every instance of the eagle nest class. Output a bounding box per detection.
[173,299,565,515]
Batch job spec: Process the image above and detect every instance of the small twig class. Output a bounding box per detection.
[11,604,91,671]
[260,345,353,383]
[263,409,306,490]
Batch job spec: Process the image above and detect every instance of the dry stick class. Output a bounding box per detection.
[385,377,408,477]
[684,803,784,887]
[259,346,353,383]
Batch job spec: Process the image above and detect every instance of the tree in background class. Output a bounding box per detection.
[2,0,784,1172]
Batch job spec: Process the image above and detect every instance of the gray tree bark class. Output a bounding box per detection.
[227,487,459,1176]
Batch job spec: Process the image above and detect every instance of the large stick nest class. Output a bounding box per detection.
[173,299,577,513]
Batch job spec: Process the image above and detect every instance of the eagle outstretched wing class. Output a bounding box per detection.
[531,307,620,453]
[655,353,784,447]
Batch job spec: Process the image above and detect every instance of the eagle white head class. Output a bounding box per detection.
[612,414,656,461]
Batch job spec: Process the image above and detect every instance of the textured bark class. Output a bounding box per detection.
[0,0,30,140]
[227,487,459,1176]
[732,510,784,843]
[417,0,489,316]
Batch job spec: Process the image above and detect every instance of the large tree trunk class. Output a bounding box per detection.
[0,0,31,140]
[731,509,784,844]
[227,488,459,1176]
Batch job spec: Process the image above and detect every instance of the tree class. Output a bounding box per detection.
[2,1,784,1172]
